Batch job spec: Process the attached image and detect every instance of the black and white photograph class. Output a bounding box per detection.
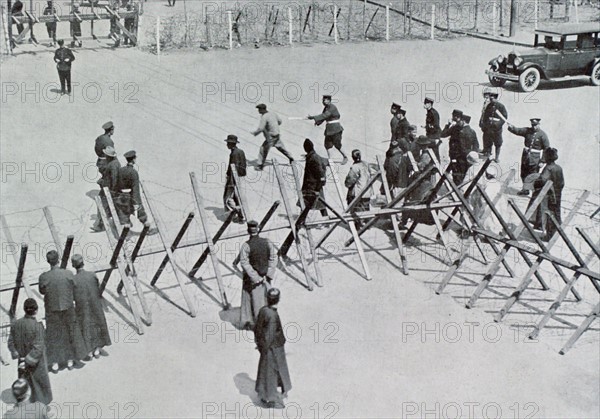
[0,0,599,418]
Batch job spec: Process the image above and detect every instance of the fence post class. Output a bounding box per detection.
[509,0,518,37]
[534,0,538,29]
[474,0,479,31]
[431,4,435,40]
[447,0,450,32]
[385,5,389,41]
[333,4,338,44]
[227,10,233,50]
[492,1,497,36]
[363,0,366,39]
[574,0,579,23]
[156,15,160,60]
[288,6,293,45]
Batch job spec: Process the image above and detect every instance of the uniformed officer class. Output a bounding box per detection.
[224,135,247,223]
[115,150,157,233]
[43,1,57,46]
[393,108,411,146]
[459,114,480,155]
[301,138,328,217]
[390,102,403,142]
[308,95,348,165]
[508,118,550,196]
[123,2,137,46]
[479,87,508,162]
[423,97,442,160]
[441,109,468,184]
[69,3,82,47]
[103,146,121,200]
[533,147,564,241]
[53,40,75,95]
[239,220,277,330]
[91,123,115,232]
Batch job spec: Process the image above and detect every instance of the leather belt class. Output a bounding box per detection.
[525,148,542,154]
[121,189,132,193]
[326,119,340,124]
[98,157,106,160]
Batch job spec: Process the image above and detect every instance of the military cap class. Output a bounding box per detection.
[424,96,434,104]
[530,118,541,125]
[12,379,29,400]
[483,87,499,98]
[322,95,332,100]
[102,121,114,130]
[103,146,117,157]
[452,109,463,118]
[46,250,59,264]
[247,220,259,229]
[24,298,38,313]
[256,103,267,111]
[461,114,472,124]
[124,150,137,159]
[408,125,417,131]
[267,288,281,304]
[225,134,239,144]
[391,102,402,109]
[398,108,406,116]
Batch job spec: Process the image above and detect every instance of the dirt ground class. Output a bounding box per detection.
[1,1,599,418]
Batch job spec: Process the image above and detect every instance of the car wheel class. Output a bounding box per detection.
[488,69,506,87]
[591,62,600,86]
[519,67,540,92]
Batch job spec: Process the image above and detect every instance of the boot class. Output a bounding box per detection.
[494,146,501,163]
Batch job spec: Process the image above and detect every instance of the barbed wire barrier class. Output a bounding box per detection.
[141,0,600,52]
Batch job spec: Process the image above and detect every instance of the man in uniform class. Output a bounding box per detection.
[10,0,24,36]
[508,118,550,196]
[459,114,480,155]
[530,147,564,241]
[392,108,411,151]
[115,150,157,234]
[479,87,508,162]
[384,138,410,199]
[301,139,328,217]
[390,102,403,141]
[43,1,57,46]
[223,135,247,223]
[53,39,75,95]
[344,149,373,212]
[255,288,291,409]
[72,254,111,360]
[7,299,53,405]
[69,3,82,47]
[91,122,115,232]
[38,250,86,373]
[308,95,348,165]
[252,103,293,171]
[239,221,277,330]
[3,379,50,419]
[123,2,137,46]
[441,109,468,184]
[423,97,442,160]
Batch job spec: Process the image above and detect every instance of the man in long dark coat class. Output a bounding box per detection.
[255,288,291,409]
[308,95,348,165]
[441,109,468,184]
[38,250,86,372]
[53,39,75,95]
[8,298,53,405]
[223,135,247,223]
[4,379,50,419]
[459,114,480,155]
[508,118,550,196]
[301,138,328,217]
[423,97,442,160]
[43,1,57,46]
[529,147,564,241]
[71,254,111,359]
[238,221,277,330]
[390,102,402,142]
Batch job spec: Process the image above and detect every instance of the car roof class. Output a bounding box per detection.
[535,23,600,36]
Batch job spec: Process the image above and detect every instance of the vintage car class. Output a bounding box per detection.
[485,23,600,92]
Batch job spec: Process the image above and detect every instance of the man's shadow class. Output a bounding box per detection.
[85,190,100,222]
[1,387,16,404]
[205,206,230,222]
[233,373,262,407]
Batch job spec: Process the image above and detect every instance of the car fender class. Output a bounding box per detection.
[586,57,600,73]
[488,58,498,66]
[517,63,547,79]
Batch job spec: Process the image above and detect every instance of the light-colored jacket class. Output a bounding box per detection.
[252,111,282,139]
[345,161,373,200]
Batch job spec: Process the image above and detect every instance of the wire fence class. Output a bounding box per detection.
[141,0,600,52]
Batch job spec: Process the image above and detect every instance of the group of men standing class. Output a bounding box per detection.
[7,251,112,410]
[92,121,157,235]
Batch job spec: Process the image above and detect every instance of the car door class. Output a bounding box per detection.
[560,34,595,76]
[543,35,563,78]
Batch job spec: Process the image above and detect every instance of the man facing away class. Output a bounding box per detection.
[255,288,291,409]
[239,220,277,330]
[7,299,53,406]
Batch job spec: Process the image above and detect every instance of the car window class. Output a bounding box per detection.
[544,35,562,50]
[577,33,595,49]
[564,34,578,49]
